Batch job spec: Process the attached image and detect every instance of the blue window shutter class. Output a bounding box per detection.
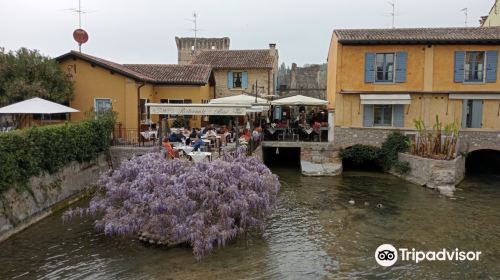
[395,52,408,83]
[461,100,468,128]
[227,71,233,89]
[363,105,374,127]
[486,50,498,83]
[471,100,483,128]
[454,51,465,83]
[393,104,405,127]
[242,71,248,89]
[365,53,376,83]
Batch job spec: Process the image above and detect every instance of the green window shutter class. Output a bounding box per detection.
[363,104,374,127]
[454,51,465,83]
[365,53,376,83]
[471,100,483,128]
[393,104,405,127]
[242,72,248,89]
[227,71,233,89]
[486,50,498,83]
[395,52,408,83]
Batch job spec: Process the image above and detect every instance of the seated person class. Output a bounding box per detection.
[192,134,205,152]
[189,128,198,139]
[168,132,181,142]
[206,129,217,137]
[162,138,177,159]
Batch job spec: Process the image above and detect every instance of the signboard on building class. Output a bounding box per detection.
[148,104,248,116]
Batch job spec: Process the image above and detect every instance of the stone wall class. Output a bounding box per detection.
[109,146,156,169]
[261,142,342,176]
[213,69,273,98]
[390,153,465,196]
[458,130,500,152]
[175,37,230,65]
[334,126,500,153]
[0,155,109,242]
[334,127,410,149]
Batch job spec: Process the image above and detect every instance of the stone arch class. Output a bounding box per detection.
[465,149,500,175]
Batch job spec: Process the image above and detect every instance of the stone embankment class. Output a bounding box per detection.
[390,153,465,196]
[0,146,154,243]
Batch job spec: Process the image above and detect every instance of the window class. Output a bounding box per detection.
[373,105,393,126]
[375,53,395,82]
[463,99,483,128]
[464,51,485,82]
[140,99,150,124]
[233,72,243,88]
[95,98,112,117]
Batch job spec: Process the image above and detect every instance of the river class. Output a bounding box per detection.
[0,169,499,279]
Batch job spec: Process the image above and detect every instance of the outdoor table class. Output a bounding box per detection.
[188,151,212,162]
[173,145,194,155]
[140,130,157,141]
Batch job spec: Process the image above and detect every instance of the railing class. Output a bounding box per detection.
[112,126,159,147]
[261,126,329,142]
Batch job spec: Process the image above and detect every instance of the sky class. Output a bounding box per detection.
[0,0,495,66]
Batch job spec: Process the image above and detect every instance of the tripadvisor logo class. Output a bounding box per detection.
[375,244,482,267]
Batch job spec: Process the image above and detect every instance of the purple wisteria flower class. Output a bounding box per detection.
[64,147,280,260]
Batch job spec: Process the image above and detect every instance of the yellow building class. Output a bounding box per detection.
[481,0,500,27]
[192,45,279,98]
[327,27,500,151]
[56,51,215,133]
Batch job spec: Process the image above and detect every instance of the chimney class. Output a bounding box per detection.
[269,43,277,56]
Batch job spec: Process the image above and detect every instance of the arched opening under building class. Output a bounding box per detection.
[465,149,500,175]
[263,147,301,169]
[341,146,384,172]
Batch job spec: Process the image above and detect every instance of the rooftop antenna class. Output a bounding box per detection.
[65,0,92,52]
[461,8,468,27]
[388,0,396,28]
[188,13,200,56]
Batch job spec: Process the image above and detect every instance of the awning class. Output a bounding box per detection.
[449,93,500,100]
[271,95,328,106]
[209,94,268,105]
[360,94,411,105]
[146,103,249,116]
[0,97,79,114]
[246,105,270,113]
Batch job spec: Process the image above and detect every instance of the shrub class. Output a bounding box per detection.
[393,160,411,174]
[64,148,280,261]
[0,117,114,193]
[379,132,409,170]
[340,144,380,164]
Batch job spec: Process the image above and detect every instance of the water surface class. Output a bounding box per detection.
[0,170,499,279]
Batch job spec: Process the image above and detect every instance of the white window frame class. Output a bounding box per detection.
[374,52,397,84]
[463,51,486,84]
[94,98,112,118]
[373,104,394,127]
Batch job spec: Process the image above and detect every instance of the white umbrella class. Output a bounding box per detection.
[0,97,79,114]
[271,95,328,106]
[209,94,268,105]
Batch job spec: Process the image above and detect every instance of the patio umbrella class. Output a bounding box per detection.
[0,97,79,114]
[271,95,328,106]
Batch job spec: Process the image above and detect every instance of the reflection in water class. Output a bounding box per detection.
[0,170,499,279]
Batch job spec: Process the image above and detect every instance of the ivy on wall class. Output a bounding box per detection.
[0,117,114,193]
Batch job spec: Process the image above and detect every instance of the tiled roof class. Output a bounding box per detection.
[56,51,212,85]
[192,50,275,69]
[334,27,500,44]
[124,64,212,85]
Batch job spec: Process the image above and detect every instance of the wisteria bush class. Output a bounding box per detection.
[64,148,280,260]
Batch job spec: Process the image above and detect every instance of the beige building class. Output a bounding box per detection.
[481,0,500,27]
[175,37,230,65]
[192,45,279,98]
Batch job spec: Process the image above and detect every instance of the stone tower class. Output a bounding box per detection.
[175,37,230,65]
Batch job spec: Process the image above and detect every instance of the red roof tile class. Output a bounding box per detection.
[192,50,275,69]
[334,27,500,44]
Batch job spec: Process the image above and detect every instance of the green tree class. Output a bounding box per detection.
[0,47,73,107]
